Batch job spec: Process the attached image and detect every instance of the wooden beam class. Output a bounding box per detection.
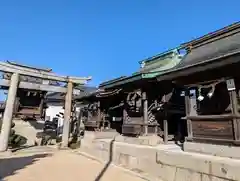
[186,114,240,120]
[0,61,91,84]
[0,79,81,94]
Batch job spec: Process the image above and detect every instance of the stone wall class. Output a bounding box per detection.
[79,133,240,181]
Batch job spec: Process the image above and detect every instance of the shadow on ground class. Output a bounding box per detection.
[28,119,45,130]
[0,153,51,180]
[11,145,36,153]
[94,138,115,181]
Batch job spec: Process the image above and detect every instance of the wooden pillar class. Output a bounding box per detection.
[97,101,101,130]
[62,81,73,148]
[0,73,19,152]
[185,89,197,139]
[142,92,148,135]
[226,79,240,141]
[123,104,127,124]
[163,119,168,144]
[39,94,44,118]
[154,99,159,133]
[155,124,158,134]
[78,107,82,125]
[161,95,168,144]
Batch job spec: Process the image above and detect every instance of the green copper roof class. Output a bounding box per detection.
[138,48,182,74]
[139,47,180,64]
[99,47,184,89]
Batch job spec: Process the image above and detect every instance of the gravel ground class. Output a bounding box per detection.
[0,150,148,181]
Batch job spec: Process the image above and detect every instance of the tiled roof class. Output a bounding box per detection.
[177,30,240,70]
[157,22,240,81]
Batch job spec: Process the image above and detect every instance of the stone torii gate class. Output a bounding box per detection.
[0,61,91,152]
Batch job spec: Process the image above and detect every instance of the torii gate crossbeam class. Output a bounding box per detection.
[0,61,91,152]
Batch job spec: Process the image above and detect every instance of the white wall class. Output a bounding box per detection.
[45,105,82,133]
[45,105,64,122]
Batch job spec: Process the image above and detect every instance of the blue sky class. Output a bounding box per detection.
[0,0,239,87]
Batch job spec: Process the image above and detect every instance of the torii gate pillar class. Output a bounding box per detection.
[0,73,19,152]
[61,81,73,148]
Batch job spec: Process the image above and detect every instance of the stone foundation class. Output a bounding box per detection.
[79,133,240,181]
[115,134,163,146]
[184,142,240,160]
[84,130,119,140]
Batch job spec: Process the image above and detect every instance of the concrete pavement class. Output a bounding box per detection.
[0,150,149,181]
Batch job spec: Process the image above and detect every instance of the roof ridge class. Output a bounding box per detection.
[181,22,240,49]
